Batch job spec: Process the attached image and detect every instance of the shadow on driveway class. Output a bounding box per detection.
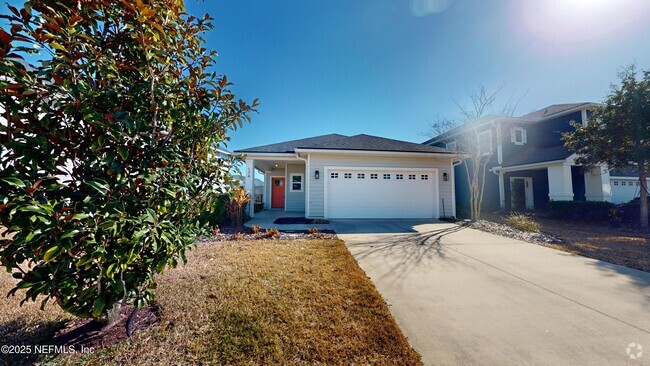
[329,219,447,234]
[342,223,470,280]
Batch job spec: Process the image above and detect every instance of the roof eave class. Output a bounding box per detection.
[294,148,458,158]
[232,151,298,158]
[534,103,601,122]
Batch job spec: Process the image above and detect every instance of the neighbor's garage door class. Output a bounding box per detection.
[325,169,438,219]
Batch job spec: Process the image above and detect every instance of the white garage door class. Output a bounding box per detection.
[325,168,438,219]
[610,178,646,204]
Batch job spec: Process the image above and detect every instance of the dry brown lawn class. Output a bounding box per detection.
[535,218,649,272]
[0,239,421,365]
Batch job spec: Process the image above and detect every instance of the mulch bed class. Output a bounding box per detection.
[469,220,562,244]
[52,303,161,351]
[199,224,337,242]
[201,231,337,242]
[273,217,330,225]
[449,218,563,245]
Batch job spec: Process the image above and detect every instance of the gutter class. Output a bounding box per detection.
[293,148,459,158]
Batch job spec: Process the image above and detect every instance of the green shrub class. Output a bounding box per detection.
[0,1,257,321]
[254,202,264,213]
[547,201,616,221]
[618,198,649,224]
[506,213,540,232]
[197,194,228,229]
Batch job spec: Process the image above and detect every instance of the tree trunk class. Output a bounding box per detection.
[105,301,123,327]
[639,165,648,229]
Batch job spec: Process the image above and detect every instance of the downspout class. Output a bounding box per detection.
[491,167,506,210]
[295,153,309,218]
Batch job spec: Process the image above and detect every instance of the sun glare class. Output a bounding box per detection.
[514,0,650,47]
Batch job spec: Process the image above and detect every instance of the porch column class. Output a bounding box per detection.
[264,171,271,209]
[547,164,574,201]
[497,171,506,209]
[244,159,255,217]
[584,165,612,202]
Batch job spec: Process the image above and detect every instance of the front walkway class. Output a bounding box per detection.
[245,210,333,231]
[332,220,650,366]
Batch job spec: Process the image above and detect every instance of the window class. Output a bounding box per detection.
[383,174,391,179]
[370,173,378,179]
[409,174,416,180]
[290,173,304,192]
[613,181,618,186]
[477,130,492,156]
[330,172,339,179]
[344,173,352,179]
[511,127,527,145]
[421,174,429,180]
[357,173,365,179]
[446,141,457,151]
[396,174,403,180]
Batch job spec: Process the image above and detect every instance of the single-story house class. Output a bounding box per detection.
[234,134,460,219]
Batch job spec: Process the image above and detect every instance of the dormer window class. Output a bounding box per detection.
[511,127,527,145]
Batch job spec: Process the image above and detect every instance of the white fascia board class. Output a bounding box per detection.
[611,176,648,180]
[233,152,299,159]
[491,159,566,173]
[294,148,458,159]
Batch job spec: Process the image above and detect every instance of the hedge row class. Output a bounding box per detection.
[547,201,616,221]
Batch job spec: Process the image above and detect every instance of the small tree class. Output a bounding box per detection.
[0,0,257,322]
[424,86,524,220]
[225,187,252,229]
[563,66,649,228]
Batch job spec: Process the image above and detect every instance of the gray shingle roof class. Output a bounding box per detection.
[501,145,573,167]
[520,103,591,119]
[236,134,453,154]
[610,167,640,177]
[301,134,452,153]
[235,134,348,153]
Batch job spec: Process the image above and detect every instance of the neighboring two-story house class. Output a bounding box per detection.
[424,103,645,216]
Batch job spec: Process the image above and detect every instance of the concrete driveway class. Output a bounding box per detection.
[330,220,650,366]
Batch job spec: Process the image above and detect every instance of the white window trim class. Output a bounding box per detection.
[477,130,493,156]
[289,173,304,192]
[446,141,457,150]
[511,127,527,145]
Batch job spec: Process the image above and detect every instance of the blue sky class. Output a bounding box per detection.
[182,0,650,151]
[3,1,649,151]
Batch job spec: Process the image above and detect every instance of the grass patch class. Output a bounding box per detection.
[1,239,421,365]
[534,218,649,272]
[505,213,540,232]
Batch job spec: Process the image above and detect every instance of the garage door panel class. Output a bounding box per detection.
[326,169,438,219]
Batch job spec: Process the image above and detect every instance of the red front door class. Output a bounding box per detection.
[271,177,285,209]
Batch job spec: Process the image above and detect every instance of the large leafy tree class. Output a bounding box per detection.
[563,66,649,228]
[0,0,257,321]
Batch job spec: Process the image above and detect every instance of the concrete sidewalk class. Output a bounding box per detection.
[332,220,650,366]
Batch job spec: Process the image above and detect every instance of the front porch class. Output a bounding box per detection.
[245,210,332,231]
[494,160,612,211]
[243,156,307,218]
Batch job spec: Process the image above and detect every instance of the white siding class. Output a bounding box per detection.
[308,154,454,218]
[285,163,306,212]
